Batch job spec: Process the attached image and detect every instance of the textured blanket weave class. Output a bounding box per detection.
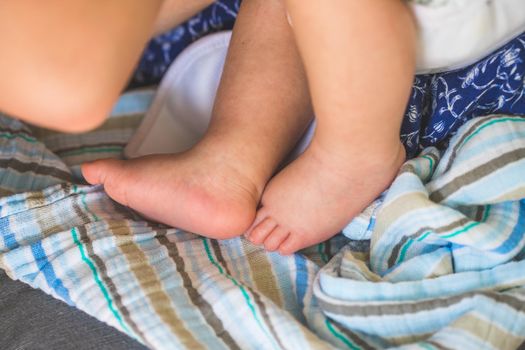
[317,115,525,349]
[1,91,525,349]
[0,92,347,349]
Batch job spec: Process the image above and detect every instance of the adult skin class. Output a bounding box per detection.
[0,0,213,132]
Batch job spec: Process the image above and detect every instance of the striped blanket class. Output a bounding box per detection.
[0,90,524,349]
[318,115,525,349]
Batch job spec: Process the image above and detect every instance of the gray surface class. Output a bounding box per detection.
[0,271,147,350]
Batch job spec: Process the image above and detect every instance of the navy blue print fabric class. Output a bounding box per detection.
[403,33,525,157]
[133,1,525,158]
[132,0,241,87]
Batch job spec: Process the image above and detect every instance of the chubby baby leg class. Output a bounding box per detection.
[247,0,416,254]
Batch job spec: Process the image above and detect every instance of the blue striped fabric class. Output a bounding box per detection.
[0,91,525,348]
[317,115,525,349]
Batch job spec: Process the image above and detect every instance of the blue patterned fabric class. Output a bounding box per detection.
[133,2,525,158]
[131,0,240,87]
[402,32,525,157]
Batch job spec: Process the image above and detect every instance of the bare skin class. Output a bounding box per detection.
[82,0,313,239]
[84,0,415,253]
[247,0,416,254]
[154,0,214,35]
[0,0,213,132]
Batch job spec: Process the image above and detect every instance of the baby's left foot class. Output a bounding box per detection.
[247,140,405,255]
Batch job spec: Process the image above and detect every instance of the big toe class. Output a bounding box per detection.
[81,158,126,185]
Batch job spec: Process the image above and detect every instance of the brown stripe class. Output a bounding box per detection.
[474,206,485,222]
[24,191,46,208]
[157,235,240,349]
[96,114,144,131]
[79,226,151,346]
[0,158,71,182]
[331,319,375,350]
[0,188,14,197]
[118,236,204,349]
[398,152,439,179]
[387,217,471,268]
[71,202,150,346]
[7,184,71,211]
[34,200,67,240]
[399,163,417,175]
[453,314,523,350]
[210,240,286,349]
[318,290,525,317]
[324,239,333,262]
[341,250,380,282]
[242,242,283,307]
[430,148,525,203]
[425,340,453,350]
[374,192,435,245]
[441,115,499,174]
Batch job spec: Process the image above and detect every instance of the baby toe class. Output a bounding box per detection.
[247,216,277,245]
[263,226,290,252]
[278,233,302,256]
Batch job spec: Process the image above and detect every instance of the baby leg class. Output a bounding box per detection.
[82,0,313,239]
[247,0,416,254]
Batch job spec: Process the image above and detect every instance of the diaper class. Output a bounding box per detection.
[412,0,525,73]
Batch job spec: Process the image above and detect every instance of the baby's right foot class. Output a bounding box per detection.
[247,140,406,255]
[82,141,267,239]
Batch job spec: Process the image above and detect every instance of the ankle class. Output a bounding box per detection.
[193,135,277,193]
[309,136,405,168]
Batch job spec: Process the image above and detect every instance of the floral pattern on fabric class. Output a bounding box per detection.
[403,33,525,157]
[131,0,240,87]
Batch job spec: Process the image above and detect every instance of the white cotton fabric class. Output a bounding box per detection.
[412,0,525,73]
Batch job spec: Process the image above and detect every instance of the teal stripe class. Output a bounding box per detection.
[325,319,361,350]
[202,238,278,349]
[461,117,525,149]
[60,147,122,157]
[482,205,492,222]
[0,132,37,143]
[71,227,130,335]
[398,222,480,263]
[441,222,480,239]
[318,243,329,263]
[73,185,100,222]
[398,206,492,263]
[422,155,435,174]
[397,238,414,264]
[417,231,432,242]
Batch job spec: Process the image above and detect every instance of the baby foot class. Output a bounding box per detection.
[246,140,405,255]
[82,146,265,239]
